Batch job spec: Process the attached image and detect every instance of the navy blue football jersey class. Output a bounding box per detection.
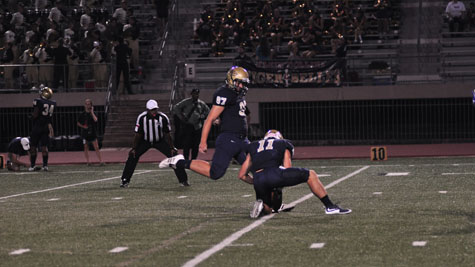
[212,85,247,136]
[32,97,56,130]
[246,138,294,173]
[7,137,28,156]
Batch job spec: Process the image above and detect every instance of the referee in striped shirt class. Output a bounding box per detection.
[120,99,189,187]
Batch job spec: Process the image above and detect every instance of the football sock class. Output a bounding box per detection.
[30,154,37,167]
[319,195,334,208]
[178,159,190,169]
[43,155,48,167]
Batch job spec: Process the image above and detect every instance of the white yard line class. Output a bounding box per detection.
[182,166,370,267]
[0,171,152,200]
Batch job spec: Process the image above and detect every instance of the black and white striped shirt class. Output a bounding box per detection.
[134,111,171,143]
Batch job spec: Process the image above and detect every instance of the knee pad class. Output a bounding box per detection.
[209,165,226,180]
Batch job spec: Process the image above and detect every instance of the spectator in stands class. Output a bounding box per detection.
[1,41,15,89]
[47,37,72,90]
[77,98,104,166]
[233,46,254,68]
[351,5,366,44]
[90,40,107,88]
[155,0,169,36]
[113,0,128,26]
[10,2,25,31]
[446,0,466,32]
[269,8,285,47]
[35,0,47,11]
[68,41,80,89]
[112,36,133,94]
[374,0,391,42]
[20,42,39,87]
[467,2,475,31]
[123,17,140,69]
[255,37,271,63]
[48,0,65,25]
[35,41,53,85]
[80,7,93,32]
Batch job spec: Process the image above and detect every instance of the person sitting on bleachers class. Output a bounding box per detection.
[48,0,65,25]
[446,0,466,32]
[374,0,392,42]
[350,5,366,44]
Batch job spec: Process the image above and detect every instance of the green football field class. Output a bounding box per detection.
[0,157,474,267]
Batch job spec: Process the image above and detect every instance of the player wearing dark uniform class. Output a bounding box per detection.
[120,99,188,187]
[239,130,351,218]
[159,66,251,181]
[6,137,31,171]
[30,86,56,171]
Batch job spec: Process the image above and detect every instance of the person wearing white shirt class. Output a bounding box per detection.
[49,2,64,24]
[446,0,467,32]
[113,1,128,25]
[90,41,107,88]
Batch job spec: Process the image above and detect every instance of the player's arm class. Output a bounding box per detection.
[90,105,98,122]
[48,123,54,138]
[165,131,178,155]
[283,149,292,168]
[8,152,28,167]
[199,105,224,153]
[238,154,254,184]
[128,132,143,158]
[31,105,39,120]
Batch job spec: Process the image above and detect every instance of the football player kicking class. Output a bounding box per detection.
[238,130,352,218]
[29,86,56,171]
[160,66,251,181]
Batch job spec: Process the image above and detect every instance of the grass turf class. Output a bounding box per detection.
[0,157,473,266]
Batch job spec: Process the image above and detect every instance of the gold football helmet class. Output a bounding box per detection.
[40,86,53,99]
[225,66,250,95]
[264,129,283,140]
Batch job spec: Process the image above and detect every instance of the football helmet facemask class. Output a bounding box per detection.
[40,86,53,99]
[225,66,250,95]
[264,129,283,140]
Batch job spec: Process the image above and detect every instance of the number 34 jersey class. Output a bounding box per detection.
[246,138,295,173]
[213,85,247,136]
[32,97,56,130]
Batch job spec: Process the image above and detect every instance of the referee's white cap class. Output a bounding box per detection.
[146,99,159,110]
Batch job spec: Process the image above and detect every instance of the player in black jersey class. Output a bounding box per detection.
[160,66,251,181]
[30,86,56,171]
[239,130,351,218]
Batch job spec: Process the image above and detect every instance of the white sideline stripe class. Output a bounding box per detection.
[385,172,409,176]
[113,197,124,200]
[47,198,60,201]
[318,174,330,177]
[412,241,427,247]
[177,196,188,199]
[442,172,475,175]
[310,243,325,249]
[373,192,383,195]
[0,171,152,200]
[109,247,129,253]
[241,194,252,198]
[182,166,370,267]
[438,191,448,194]
[228,243,254,247]
[9,249,30,255]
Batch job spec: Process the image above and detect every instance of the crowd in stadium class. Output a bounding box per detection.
[0,0,141,90]
[193,0,395,63]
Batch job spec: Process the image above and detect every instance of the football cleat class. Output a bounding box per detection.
[158,154,184,169]
[29,166,41,172]
[250,199,264,219]
[120,180,129,188]
[42,166,48,171]
[325,205,352,215]
[180,181,190,187]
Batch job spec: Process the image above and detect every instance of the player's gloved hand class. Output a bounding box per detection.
[171,147,178,156]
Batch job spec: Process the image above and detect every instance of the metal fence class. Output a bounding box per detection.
[258,98,475,146]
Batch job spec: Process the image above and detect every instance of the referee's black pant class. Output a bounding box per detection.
[121,139,188,184]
